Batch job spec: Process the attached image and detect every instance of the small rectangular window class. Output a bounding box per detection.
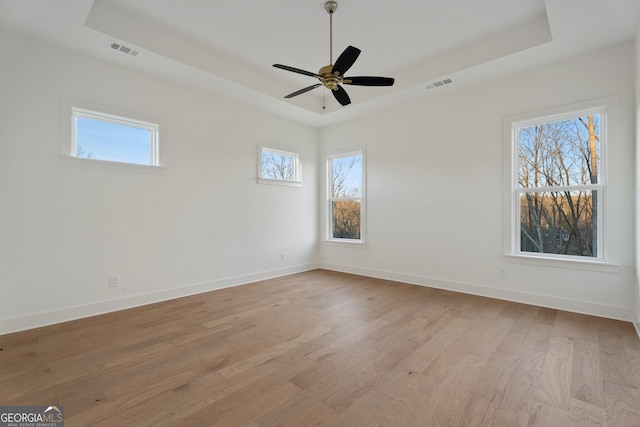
[71,107,159,166]
[258,144,301,185]
[328,149,365,242]
[510,107,605,260]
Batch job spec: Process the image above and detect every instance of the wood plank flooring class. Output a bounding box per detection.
[1,269,640,426]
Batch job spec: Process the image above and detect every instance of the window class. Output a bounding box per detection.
[258,144,301,185]
[328,149,365,242]
[509,105,605,261]
[71,107,159,166]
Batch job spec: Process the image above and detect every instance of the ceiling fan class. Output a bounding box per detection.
[273,1,395,106]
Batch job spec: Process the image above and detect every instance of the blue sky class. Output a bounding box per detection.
[332,154,362,197]
[76,117,152,165]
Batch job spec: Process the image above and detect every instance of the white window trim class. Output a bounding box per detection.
[326,146,366,244]
[503,97,619,268]
[257,142,302,187]
[60,97,165,173]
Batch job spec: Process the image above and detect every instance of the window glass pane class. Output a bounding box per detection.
[518,115,600,188]
[76,116,153,165]
[332,200,361,239]
[261,150,294,181]
[520,190,597,257]
[331,155,362,197]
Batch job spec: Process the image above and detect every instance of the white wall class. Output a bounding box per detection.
[635,28,640,336]
[0,31,319,334]
[320,42,637,321]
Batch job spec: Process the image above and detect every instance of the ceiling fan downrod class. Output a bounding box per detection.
[325,1,337,65]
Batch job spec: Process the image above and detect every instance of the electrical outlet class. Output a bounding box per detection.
[498,269,506,278]
[109,275,120,287]
[281,252,286,261]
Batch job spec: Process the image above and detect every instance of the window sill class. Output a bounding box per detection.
[257,178,302,187]
[323,239,367,247]
[503,253,620,273]
[60,156,166,175]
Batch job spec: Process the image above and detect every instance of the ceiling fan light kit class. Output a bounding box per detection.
[273,1,395,106]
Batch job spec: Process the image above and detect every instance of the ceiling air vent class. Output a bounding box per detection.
[109,41,139,57]
[426,78,453,90]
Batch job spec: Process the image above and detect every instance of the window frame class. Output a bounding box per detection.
[326,147,366,244]
[60,98,164,173]
[505,100,609,264]
[257,143,302,186]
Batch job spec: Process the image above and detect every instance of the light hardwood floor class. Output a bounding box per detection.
[1,270,640,426]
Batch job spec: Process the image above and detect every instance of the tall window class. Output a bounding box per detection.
[510,107,605,260]
[328,149,365,242]
[71,107,159,166]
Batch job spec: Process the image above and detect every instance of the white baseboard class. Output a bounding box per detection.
[4,262,635,336]
[320,262,634,322]
[0,263,319,335]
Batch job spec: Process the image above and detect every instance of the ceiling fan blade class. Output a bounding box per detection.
[344,76,395,86]
[284,83,323,98]
[332,46,360,76]
[332,85,351,106]
[273,64,320,78]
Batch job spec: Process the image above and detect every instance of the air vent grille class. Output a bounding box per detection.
[426,78,453,90]
[109,41,139,57]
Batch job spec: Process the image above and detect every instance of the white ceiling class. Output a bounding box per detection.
[1,0,639,127]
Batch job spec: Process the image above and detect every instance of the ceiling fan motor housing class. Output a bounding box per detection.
[319,64,341,90]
